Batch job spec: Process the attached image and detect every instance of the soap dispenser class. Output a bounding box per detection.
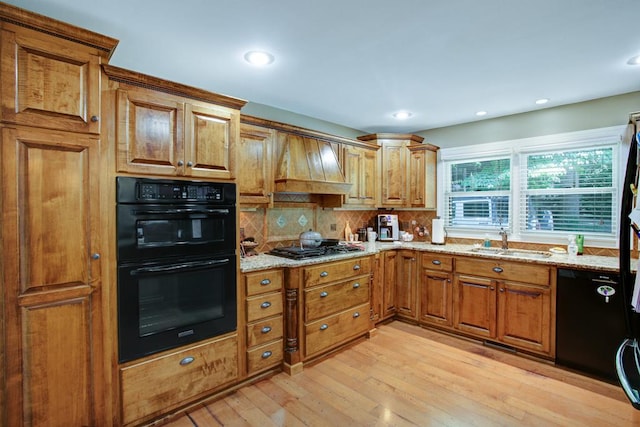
[567,235,578,258]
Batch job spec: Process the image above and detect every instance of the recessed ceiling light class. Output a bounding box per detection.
[475,111,488,117]
[627,55,640,65]
[535,98,550,105]
[244,51,275,66]
[392,111,413,120]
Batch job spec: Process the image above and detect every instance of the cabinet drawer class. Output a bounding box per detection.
[456,257,550,286]
[246,292,283,323]
[305,303,370,357]
[421,253,453,272]
[120,334,238,425]
[246,315,283,348]
[245,269,283,296]
[247,340,283,374]
[303,256,371,288]
[304,275,370,322]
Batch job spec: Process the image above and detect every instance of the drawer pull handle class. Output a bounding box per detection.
[262,351,273,359]
[432,260,441,265]
[492,267,504,273]
[353,282,360,289]
[261,326,272,334]
[260,301,272,309]
[320,271,329,277]
[260,279,271,285]
[320,291,329,298]
[179,356,195,366]
[353,312,360,318]
[320,324,328,331]
[353,264,361,270]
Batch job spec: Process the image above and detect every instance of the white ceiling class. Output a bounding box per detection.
[8,0,640,133]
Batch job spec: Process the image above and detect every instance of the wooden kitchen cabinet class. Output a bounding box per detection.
[120,334,238,426]
[408,143,438,209]
[238,122,275,205]
[105,65,245,180]
[284,256,372,370]
[453,256,554,356]
[396,250,418,320]
[381,250,398,320]
[357,133,438,208]
[0,6,117,426]
[419,253,454,328]
[343,142,379,208]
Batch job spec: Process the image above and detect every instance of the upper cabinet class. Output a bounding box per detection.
[358,133,439,209]
[238,121,275,205]
[342,142,379,208]
[104,65,245,180]
[0,14,116,133]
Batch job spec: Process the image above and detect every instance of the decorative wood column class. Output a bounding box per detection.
[283,267,303,375]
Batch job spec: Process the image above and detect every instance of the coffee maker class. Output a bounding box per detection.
[377,214,399,241]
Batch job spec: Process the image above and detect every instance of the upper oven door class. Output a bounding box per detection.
[117,203,236,262]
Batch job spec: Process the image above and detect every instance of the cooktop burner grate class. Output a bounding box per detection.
[268,244,363,260]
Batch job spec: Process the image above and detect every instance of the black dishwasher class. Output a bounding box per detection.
[556,268,627,382]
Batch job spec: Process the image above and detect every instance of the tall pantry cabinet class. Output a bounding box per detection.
[0,4,118,426]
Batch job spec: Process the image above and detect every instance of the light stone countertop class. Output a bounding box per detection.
[240,241,626,273]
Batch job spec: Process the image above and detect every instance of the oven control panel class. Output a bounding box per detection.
[117,177,236,204]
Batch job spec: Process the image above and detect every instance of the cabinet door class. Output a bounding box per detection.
[420,269,453,327]
[395,250,417,320]
[1,24,102,133]
[116,87,184,176]
[344,146,377,207]
[2,127,104,426]
[380,141,407,206]
[382,251,397,318]
[408,147,437,209]
[238,124,273,204]
[454,274,496,338]
[184,103,238,180]
[497,281,551,355]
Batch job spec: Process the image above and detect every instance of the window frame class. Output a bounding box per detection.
[438,125,628,248]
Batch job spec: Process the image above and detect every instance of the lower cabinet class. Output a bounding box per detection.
[419,253,454,328]
[453,256,554,357]
[244,269,284,375]
[119,334,238,426]
[395,250,418,320]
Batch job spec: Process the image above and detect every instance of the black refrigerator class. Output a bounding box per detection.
[616,120,640,409]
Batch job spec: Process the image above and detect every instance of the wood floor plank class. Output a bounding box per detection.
[164,321,640,427]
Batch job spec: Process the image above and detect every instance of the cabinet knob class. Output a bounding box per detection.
[490,286,495,291]
[320,324,329,331]
[353,264,361,270]
[492,267,504,273]
[187,161,193,167]
[177,160,184,166]
[499,288,505,292]
[260,278,271,286]
[320,271,329,277]
[91,253,101,260]
[261,351,273,359]
[432,260,441,265]
[90,115,99,122]
[353,312,360,318]
[260,301,271,309]
[320,291,328,298]
[261,326,272,334]
[179,356,195,366]
[353,282,360,289]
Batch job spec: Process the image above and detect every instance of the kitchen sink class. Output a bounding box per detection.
[468,247,553,259]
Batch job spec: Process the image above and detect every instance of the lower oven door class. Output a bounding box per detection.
[117,254,237,363]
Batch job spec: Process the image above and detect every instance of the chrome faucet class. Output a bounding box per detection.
[499,228,508,250]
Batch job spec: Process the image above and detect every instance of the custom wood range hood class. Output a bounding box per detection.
[273,132,352,195]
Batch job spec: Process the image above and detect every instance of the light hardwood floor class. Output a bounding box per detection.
[164,321,640,426]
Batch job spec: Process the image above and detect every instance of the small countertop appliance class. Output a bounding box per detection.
[377,214,399,241]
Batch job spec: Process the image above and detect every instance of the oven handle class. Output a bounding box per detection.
[130,258,230,275]
[133,208,230,216]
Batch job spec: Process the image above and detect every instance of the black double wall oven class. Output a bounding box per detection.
[116,177,237,362]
